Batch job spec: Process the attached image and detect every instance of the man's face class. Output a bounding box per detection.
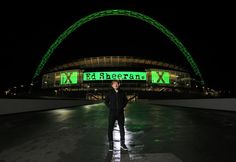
[111,82,120,90]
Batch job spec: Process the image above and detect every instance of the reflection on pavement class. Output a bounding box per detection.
[1,101,236,161]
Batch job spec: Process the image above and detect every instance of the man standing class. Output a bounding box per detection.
[104,80,129,151]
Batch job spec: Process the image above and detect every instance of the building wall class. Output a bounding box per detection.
[41,68,192,91]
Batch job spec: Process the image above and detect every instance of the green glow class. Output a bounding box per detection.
[33,9,204,85]
[151,71,170,84]
[60,71,78,85]
[83,71,146,81]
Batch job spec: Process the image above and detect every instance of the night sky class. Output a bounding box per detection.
[0,2,235,95]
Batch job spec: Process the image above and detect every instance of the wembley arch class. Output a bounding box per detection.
[33,9,205,85]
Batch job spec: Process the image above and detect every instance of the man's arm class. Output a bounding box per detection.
[104,92,110,108]
[123,92,128,108]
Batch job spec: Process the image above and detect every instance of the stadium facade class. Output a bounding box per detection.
[41,56,202,100]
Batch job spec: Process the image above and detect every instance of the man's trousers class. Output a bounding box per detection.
[108,112,125,142]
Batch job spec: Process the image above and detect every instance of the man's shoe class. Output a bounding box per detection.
[120,143,128,151]
[109,142,113,151]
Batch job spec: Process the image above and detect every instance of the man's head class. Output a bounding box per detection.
[111,80,120,90]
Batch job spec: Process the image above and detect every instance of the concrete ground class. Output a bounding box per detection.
[0,101,236,162]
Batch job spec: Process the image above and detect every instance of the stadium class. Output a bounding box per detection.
[40,55,203,100]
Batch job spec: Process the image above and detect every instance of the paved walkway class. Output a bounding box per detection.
[1,101,236,161]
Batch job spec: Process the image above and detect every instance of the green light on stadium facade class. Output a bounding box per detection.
[83,71,146,81]
[151,71,170,84]
[60,72,78,85]
[58,71,170,85]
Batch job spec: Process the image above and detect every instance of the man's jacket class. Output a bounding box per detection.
[104,88,128,113]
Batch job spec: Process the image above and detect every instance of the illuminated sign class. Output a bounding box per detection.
[151,71,170,84]
[83,71,146,81]
[59,70,170,85]
[60,72,78,85]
